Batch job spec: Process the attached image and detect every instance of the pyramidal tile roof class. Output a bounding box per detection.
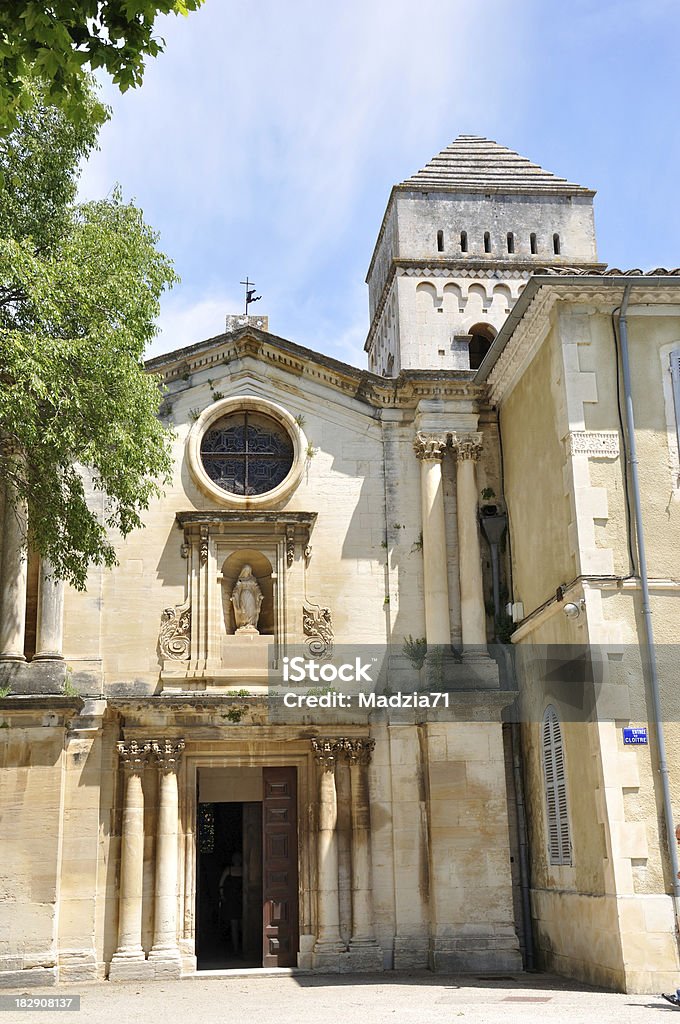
[400,135,593,195]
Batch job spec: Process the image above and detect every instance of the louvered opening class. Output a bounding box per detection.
[542,706,572,865]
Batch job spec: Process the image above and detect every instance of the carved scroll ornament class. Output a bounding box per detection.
[159,600,191,661]
[303,602,334,658]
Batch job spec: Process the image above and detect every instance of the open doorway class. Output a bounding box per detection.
[196,801,263,969]
[195,766,299,970]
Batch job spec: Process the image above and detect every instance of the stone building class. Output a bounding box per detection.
[0,136,679,993]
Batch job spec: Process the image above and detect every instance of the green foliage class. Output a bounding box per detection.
[402,635,427,670]
[0,2,204,134]
[210,390,225,401]
[0,683,11,697]
[0,83,177,589]
[481,486,496,501]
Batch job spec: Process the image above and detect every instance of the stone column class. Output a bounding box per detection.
[311,738,345,964]
[413,432,451,646]
[453,434,487,657]
[0,491,28,661]
[343,739,382,969]
[34,560,64,660]
[149,739,185,975]
[110,740,151,980]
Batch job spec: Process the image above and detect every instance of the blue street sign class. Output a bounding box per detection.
[623,727,648,745]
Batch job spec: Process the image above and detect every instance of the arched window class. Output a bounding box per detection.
[507,232,515,254]
[468,322,496,370]
[542,705,572,865]
[437,230,444,252]
[484,231,491,253]
[460,230,468,253]
[530,232,537,255]
[553,233,561,255]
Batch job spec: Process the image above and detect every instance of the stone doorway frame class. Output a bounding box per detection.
[179,744,315,973]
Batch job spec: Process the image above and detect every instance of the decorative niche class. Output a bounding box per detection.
[160,511,318,691]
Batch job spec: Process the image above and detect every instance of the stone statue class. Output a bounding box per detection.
[230,565,264,633]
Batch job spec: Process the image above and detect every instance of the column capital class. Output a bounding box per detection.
[452,432,483,461]
[413,431,448,461]
[152,738,186,773]
[117,739,153,773]
[311,737,343,772]
[342,738,375,766]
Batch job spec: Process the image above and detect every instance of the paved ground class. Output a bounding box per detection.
[1,970,678,1024]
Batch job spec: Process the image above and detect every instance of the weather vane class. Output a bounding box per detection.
[240,277,262,315]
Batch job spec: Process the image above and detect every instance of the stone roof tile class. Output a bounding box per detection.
[400,135,593,195]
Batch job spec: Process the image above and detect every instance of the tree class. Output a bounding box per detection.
[0,1,204,134]
[0,81,177,589]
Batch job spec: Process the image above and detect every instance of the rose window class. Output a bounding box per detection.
[199,411,295,496]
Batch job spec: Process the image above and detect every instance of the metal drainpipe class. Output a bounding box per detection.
[617,282,680,930]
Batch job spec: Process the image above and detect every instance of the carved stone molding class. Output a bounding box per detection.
[311,737,343,772]
[566,430,620,458]
[285,525,296,567]
[413,432,448,461]
[303,602,334,658]
[199,527,209,565]
[451,432,483,461]
[159,600,191,661]
[152,738,186,772]
[117,740,153,772]
[342,738,376,766]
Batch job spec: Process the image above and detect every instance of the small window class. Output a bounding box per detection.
[468,323,496,371]
[553,233,561,255]
[507,232,515,254]
[542,706,572,866]
[530,232,537,255]
[671,349,680,445]
[460,230,468,253]
[484,231,491,253]
[437,230,444,252]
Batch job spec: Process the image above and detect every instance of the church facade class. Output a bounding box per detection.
[1,137,679,993]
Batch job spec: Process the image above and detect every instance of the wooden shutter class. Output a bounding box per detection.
[542,706,571,865]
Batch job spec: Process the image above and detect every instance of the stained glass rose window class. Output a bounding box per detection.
[200,411,295,496]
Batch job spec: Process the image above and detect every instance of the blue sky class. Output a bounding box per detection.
[78,0,680,367]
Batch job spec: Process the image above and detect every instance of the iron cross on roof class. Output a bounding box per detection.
[240,277,262,315]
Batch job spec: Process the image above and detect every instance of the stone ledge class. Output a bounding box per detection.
[0,966,58,989]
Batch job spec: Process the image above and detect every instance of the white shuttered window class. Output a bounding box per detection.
[542,705,572,866]
[671,350,680,446]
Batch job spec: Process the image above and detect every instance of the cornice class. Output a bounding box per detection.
[486,285,559,405]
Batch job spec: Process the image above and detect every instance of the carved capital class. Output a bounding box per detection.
[311,737,343,772]
[342,737,375,766]
[452,432,483,461]
[152,738,186,772]
[413,431,447,461]
[117,739,153,772]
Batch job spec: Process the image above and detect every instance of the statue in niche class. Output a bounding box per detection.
[230,565,264,633]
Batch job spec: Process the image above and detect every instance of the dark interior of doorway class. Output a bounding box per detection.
[197,801,263,970]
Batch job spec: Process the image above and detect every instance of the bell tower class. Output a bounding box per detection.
[364,135,602,375]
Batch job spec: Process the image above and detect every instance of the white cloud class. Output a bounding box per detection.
[78,0,534,363]
[150,292,241,359]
